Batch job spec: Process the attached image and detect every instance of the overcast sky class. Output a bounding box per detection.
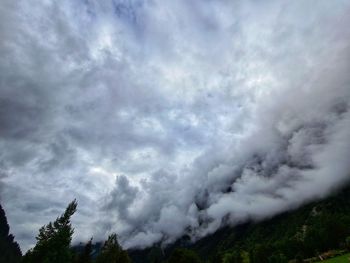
[1,0,350,252]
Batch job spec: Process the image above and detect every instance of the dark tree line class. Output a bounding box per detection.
[23,200,131,263]
[0,200,131,263]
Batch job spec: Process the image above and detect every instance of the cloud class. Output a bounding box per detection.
[0,0,350,251]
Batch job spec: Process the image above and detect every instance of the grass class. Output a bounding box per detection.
[316,253,350,263]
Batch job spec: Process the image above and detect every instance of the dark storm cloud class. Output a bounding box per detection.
[0,0,350,251]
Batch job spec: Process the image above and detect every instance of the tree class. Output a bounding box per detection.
[346,236,350,251]
[223,250,243,263]
[75,238,93,263]
[268,253,287,263]
[0,204,22,263]
[23,200,77,263]
[249,244,272,263]
[168,248,202,263]
[95,233,131,263]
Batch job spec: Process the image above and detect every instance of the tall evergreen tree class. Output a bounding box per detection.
[0,204,22,263]
[75,238,93,263]
[23,200,77,263]
[95,233,131,263]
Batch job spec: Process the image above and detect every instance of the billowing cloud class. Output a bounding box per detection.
[1,0,350,251]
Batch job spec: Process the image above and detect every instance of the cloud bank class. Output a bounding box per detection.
[0,0,350,251]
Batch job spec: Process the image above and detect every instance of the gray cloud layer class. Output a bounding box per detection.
[1,0,350,251]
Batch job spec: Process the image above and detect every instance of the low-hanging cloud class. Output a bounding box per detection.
[0,0,350,251]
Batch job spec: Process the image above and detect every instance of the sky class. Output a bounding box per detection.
[1,0,350,252]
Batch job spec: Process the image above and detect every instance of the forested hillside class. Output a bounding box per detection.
[130,185,350,263]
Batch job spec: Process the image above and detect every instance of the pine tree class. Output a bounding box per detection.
[0,204,22,263]
[23,200,77,263]
[95,233,131,263]
[75,238,93,263]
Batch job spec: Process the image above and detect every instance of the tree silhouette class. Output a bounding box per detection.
[0,204,21,263]
[95,233,131,263]
[23,200,77,263]
[75,238,93,263]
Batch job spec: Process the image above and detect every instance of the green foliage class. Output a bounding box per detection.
[346,236,350,250]
[315,253,350,263]
[0,204,22,263]
[268,253,287,263]
[249,244,271,263]
[22,200,77,263]
[168,248,202,263]
[222,250,243,263]
[95,233,131,263]
[303,214,348,253]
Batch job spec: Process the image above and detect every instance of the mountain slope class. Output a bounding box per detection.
[129,185,350,263]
